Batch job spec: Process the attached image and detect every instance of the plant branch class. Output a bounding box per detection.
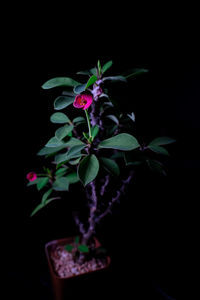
[100,175,110,196]
[95,170,134,223]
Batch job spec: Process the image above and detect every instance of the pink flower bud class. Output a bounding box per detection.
[73,94,93,110]
[26,172,37,182]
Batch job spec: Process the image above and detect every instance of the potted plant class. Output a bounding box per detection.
[27,60,175,299]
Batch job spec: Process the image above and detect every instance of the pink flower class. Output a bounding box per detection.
[26,172,37,182]
[73,94,93,110]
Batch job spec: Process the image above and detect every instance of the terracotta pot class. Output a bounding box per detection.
[45,237,111,300]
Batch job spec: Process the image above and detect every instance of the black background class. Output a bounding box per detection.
[3,6,200,299]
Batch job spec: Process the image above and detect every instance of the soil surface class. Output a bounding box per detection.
[50,244,107,278]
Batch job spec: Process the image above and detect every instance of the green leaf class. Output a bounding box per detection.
[85,75,98,90]
[27,178,42,186]
[30,203,44,217]
[65,244,74,252]
[73,116,86,126]
[37,177,49,191]
[55,144,86,164]
[100,157,120,176]
[75,236,80,244]
[66,172,79,184]
[69,157,82,165]
[37,144,68,156]
[77,70,91,76]
[148,145,169,155]
[64,137,86,147]
[78,154,99,186]
[102,60,113,73]
[54,96,75,110]
[97,60,101,76]
[103,76,127,82]
[148,136,176,146]
[67,144,86,157]
[50,112,70,124]
[98,133,140,151]
[55,152,81,164]
[105,114,119,125]
[55,168,68,178]
[89,67,97,76]
[55,167,68,176]
[73,83,87,94]
[30,195,60,216]
[53,177,69,191]
[146,159,166,175]
[42,77,80,89]
[73,116,85,123]
[124,152,147,166]
[55,125,74,140]
[42,188,53,204]
[78,244,89,253]
[124,68,149,79]
[45,137,65,148]
[91,125,99,140]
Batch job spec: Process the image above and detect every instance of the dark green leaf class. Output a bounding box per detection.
[50,112,70,124]
[73,84,87,94]
[69,157,82,165]
[27,178,42,186]
[73,116,86,126]
[42,188,53,204]
[148,145,169,155]
[55,125,74,140]
[37,144,68,156]
[42,77,80,89]
[77,70,91,76]
[55,167,68,177]
[30,203,44,217]
[100,157,120,176]
[65,244,74,252]
[37,177,49,191]
[148,136,176,146]
[45,137,65,148]
[124,68,149,79]
[91,125,99,140]
[53,177,69,191]
[55,167,68,175]
[75,236,80,244]
[98,133,140,151]
[67,144,86,157]
[78,244,89,253]
[55,151,82,164]
[64,137,86,147]
[97,60,101,76]
[103,76,127,82]
[105,115,119,125]
[66,172,79,184]
[146,159,166,175]
[89,68,97,76]
[54,96,75,110]
[78,154,99,186]
[102,60,113,73]
[85,75,98,90]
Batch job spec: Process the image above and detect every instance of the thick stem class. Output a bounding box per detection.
[82,181,98,245]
